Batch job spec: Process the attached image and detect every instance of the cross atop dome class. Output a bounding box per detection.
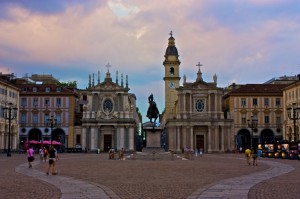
[196,62,203,72]
[105,63,111,73]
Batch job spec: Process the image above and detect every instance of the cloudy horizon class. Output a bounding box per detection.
[1,0,299,119]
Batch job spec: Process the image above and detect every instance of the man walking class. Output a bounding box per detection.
[245,147,251,165]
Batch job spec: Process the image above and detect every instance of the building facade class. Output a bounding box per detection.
[161,34,234,153]
[81,67,141,152]
[223,84,290,151]
[283,79,300,142]
[16,75,78,150]
[0,73,19,151]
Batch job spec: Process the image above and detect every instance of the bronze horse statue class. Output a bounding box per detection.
[146,94,159,126]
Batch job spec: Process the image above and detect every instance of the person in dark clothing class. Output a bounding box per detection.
[46,145,58,175]
[251,148,258,166]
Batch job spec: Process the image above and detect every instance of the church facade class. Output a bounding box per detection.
[161,33,234,153]
[80,66,141,152]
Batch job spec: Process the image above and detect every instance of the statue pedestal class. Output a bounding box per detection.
[143,126,164,152]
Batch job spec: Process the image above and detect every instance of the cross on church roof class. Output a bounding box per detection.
[170,30,173,37]
[196,62,203,71]
[105,63,111,73]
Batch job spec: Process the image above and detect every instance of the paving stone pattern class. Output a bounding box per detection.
[1,152,299,199]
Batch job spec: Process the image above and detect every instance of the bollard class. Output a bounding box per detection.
[152,151,156,160]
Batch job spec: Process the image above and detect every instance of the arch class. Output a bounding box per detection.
[52,128,66,152]
[261,129,274,144]
[28,128,42,141]
[236,129,251,151]
[170,67,174,75]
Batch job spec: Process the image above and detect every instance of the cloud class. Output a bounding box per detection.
[1,0,300,117]
[108,0,139,17]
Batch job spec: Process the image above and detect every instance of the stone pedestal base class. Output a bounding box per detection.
[143,127,164,151]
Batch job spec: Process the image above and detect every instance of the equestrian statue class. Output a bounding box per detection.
[146,93,159,127]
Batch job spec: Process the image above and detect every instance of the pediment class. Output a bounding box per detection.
[190,81,216,90]
[91,82,124,91]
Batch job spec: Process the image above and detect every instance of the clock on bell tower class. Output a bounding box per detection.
[163,31,181,119]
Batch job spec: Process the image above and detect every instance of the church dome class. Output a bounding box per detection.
[165,36,178,56]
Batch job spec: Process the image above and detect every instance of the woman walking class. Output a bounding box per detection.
[46,145,58,175]
[27,145,35,168]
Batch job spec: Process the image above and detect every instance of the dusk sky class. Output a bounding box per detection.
[0,0,299,119]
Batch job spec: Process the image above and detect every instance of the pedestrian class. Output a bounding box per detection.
[39,147,44,162]
[43,147,48,162]
[257,148,262,159]
[199,148,203,157]
[245,147,251,165]
[46,145,58,175]
[251,148,258,166]
[54,147,59,161]
[119,147,124,160]
[27,145,35,168]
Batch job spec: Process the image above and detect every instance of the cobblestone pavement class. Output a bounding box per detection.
[248,158,300,199]
[0,153,60,199]
[1,152,299,199]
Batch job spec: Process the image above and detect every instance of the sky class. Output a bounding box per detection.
[0,0,299,120]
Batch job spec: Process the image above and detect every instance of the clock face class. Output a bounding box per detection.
[103,99,113,112]
[195,99,205,112]
[168,82,176,88]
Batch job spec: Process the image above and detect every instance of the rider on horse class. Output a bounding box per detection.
[147,93,159,124]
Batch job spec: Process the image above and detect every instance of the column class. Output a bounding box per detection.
[82,128,86,149]
[189,93,192,113]
[97,127,101,149]
[91,127,95,150]
[190,126,194,149]
[208,127,211,152]
[114,127,117,149]
[214,127,218,151]
[129,127,134,151]
[177,126,181,151]
[119,127,124,149]
[87,128,91,150]
[215,93,217,112]
[182,127,186,149]
[13,134,17,150]
[221,126,225,152]
[183,93,186,112]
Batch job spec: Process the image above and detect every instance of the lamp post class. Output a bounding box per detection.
[3,102,18,157]
[47,115,57,145]
[247,116,258,149]
[287,103,300,142]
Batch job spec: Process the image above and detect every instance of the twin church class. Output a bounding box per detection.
[81,33,233,153]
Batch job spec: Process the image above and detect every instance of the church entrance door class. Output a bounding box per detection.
[196,135,204,152]
[104,134,112,152]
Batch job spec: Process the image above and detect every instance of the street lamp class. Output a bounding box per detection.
[247,116,258,149]
[47,115,57,145]
[3,102,18,157]
[287,103,300,142]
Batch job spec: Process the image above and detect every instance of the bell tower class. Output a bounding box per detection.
[163,31,181,119]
